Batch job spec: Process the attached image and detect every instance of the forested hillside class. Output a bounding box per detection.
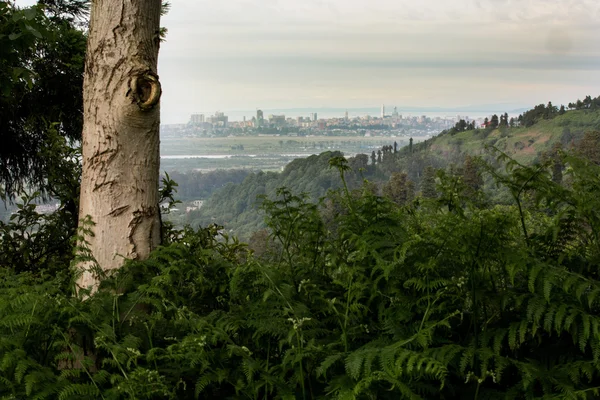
[187,151,382,238]
[427,108,600,165]
[188,99,600,239]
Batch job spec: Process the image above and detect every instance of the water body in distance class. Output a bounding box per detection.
[160,154,324,160]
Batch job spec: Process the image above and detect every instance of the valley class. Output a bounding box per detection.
[159,134,429,172]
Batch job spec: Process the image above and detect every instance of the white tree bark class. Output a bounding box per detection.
[77,0,162,290]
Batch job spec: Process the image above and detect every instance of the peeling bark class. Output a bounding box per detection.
[77,0,162,290]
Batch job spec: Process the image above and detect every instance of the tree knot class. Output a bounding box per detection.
[129,71,161,111]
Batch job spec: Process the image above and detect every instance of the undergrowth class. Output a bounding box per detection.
[1,152,600,399]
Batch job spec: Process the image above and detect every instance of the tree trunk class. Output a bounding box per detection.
[77,0,162,290]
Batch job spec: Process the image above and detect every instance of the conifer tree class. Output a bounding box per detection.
[551,143,563,184]
[490,114,499,129]
[383,172,415,205]
[462,155,483,195]
[420,165,437,199]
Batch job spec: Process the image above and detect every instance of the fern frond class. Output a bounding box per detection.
[57,383,100,400]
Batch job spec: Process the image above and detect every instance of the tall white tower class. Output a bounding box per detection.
[381,104,385,118]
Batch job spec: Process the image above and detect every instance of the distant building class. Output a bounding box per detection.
[269,114,286,127]
[381,104,385,118]
[190,114,205,124]
[311,112,318,122]
[208,111,228,127]
[256,109,264,127]
[345,110,349,120]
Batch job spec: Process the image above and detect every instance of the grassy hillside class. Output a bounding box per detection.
[428,109,600,164]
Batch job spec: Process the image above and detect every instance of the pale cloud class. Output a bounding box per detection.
[157,0,600,123]
[15,0,600,123]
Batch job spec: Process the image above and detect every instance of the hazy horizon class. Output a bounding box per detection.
[166,104,529,124]
[156,0,600,124]
[15,0,600,125]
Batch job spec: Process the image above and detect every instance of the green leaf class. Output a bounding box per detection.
[25,25,43,39]
[22,8,38,21]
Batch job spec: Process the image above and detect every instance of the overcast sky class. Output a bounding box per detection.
[17,0,600,123]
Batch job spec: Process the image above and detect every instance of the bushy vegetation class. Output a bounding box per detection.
[187,151,381,239]
[0,1,86,196]
[2,148,600,399]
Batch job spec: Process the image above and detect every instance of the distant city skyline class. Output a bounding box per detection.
[178,104,528,124]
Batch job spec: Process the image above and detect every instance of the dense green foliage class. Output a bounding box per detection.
[0,1,87,197]
[188,151,380,239]
[2,148,600,399]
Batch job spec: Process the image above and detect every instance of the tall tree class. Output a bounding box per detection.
[550,143,563,184]
[382,172,415,206]
[348,153,368,173]
[560,127,573,147]
[420,165,437,199]
[77,0,163,289]
[462,155,483,197]
[576,131,600,165]
[0,1,87,197]
[490,114,499,129]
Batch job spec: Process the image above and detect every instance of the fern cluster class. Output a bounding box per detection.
[1,151,600,399]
